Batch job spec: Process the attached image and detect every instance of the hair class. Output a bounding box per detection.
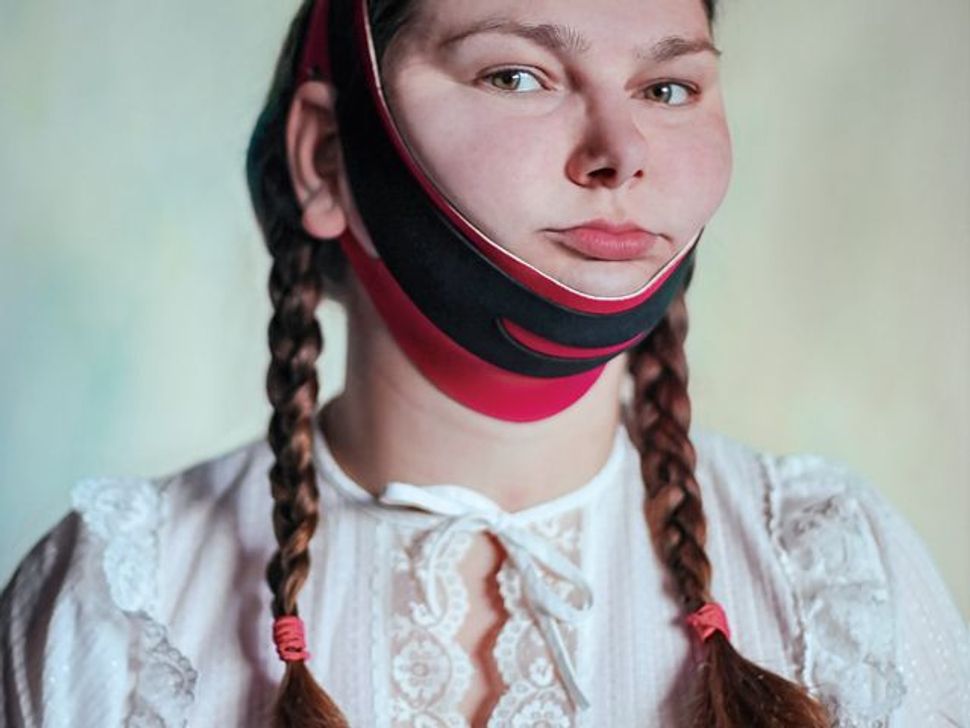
[245,1,833,726]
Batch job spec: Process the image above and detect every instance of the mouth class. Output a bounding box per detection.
[547,219,663,262]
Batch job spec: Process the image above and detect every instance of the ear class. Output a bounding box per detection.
[285,80,348,240]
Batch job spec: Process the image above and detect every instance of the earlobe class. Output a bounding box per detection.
[285,80,348,240]
[301,194,347,240]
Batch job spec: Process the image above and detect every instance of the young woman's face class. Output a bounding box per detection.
[377,0,732,297]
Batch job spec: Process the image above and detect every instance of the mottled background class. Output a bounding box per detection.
[1,0,967,619]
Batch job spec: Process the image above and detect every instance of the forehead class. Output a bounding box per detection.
[403,0,712,49]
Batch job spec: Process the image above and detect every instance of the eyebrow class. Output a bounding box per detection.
[438,17,722,63]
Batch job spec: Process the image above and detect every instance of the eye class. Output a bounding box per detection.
[644,81,696,106]
[481,68,544,93]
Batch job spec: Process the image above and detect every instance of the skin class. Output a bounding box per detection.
[285,0,732,510]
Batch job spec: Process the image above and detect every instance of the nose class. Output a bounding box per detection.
[565,92,649,189]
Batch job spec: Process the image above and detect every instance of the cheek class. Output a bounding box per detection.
[390,85,559,227]
[701,123,733,211]
[444,122,556,221]
[652,118,733,225]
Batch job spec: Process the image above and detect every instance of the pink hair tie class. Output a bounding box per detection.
[273,615,311,662]
[685,601,731,643]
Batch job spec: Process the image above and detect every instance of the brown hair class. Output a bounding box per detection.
[245,1,832,726]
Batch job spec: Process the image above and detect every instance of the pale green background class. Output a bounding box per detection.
[1,0,967,620]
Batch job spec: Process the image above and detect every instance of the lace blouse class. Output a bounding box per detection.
[2,417,968,727]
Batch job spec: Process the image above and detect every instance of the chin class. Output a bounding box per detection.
[554,260,658,298]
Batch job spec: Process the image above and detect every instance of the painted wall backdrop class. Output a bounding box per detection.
[1,0,967,620]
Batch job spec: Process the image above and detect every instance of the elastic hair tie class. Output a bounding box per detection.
[685,601,732,643]
[273,615,312,662]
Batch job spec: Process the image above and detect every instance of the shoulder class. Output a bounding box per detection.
[73,433,275,614]
[0,434,273,727]
[690,424,970,726]
[152,434,277,560]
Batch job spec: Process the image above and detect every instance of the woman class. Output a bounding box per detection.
[2,0,968,726]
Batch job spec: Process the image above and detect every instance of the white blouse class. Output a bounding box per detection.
[2,413,968,727]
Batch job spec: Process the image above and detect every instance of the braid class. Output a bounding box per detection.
[266,244,324,622]
[247,1,350,725]
[258,123,351,728]
[627,266,831,727]
[265,227,348,728]
[628,281,709,609]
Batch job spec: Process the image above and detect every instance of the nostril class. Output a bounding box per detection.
[589,165,643,186]
[590,167,617,181]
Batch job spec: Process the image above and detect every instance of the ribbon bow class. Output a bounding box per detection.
[378,482,594,711]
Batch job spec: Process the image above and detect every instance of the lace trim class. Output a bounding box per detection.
[388,524,474,726]
[488,511,583,728]
[763,453,906,727]
[72,476,199,727]
[384,508,587,727]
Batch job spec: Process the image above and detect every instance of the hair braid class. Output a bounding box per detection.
[247,1,351,725]
[264,225,348,728]
[265,242,322,617]
[628,281,710,610]
[627,269,831,727]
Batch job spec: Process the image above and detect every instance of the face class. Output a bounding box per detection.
[370,0,732,297]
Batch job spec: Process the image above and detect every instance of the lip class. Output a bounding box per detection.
[550,219,661,262]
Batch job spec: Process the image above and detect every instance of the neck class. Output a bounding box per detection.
[318,278,628,512]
